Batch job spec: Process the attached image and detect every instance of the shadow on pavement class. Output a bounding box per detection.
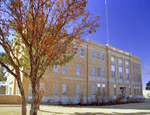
[75,112,150,115]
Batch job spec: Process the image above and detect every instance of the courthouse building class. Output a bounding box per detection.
[6,39,143,103]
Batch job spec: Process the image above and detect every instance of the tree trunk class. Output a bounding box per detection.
[21,96,27,115]
[16,73,27,115]
[30,83,38,115]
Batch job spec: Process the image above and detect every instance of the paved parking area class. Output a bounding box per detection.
[0,100,150,115]
[38,100,150,115]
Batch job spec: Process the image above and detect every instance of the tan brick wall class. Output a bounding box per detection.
[0,95,21,104]
[10,39,142,101]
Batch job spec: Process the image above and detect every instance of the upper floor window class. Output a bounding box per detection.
[138,64,140,69]
[62,64,67,73]
[77,64,80,75]
[102,54,105,61]
[111,57,115,65]
[97,52,100,60]
[119,60,122,67]
[111,57,115,78]
[135,63,137,69]
[97,68,100,77]
[80,48,84,57]
[92,51,95,59]
[132,62,134,68]
[54,65,59,72]
[102,68,105,77]
[92,67,96,76]
[139,75,141,82]
[126,61,129,68]
[126,61,129,80]
[73,46,77,55]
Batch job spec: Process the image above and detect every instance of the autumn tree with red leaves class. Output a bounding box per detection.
[0,0,99,115]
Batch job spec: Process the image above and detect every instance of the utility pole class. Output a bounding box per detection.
[105,0,109,45]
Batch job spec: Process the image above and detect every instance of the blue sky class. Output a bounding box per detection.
[0,0,149,90]
[85,0,150,90]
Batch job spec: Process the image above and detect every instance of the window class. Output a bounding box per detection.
[102,69,105,77]
[97,68,100,77]
[92,83,96,95]
[126,61,129,68]
[54,65,58,72]
[76,85,80,96]
[119,60,122,79]
[92,67,96,76]
[53,84,58,95]
[111,57,115,78]
[73,46,77,55]
[28,83,32,96]
[80,48,84,57]
[102,84,105,96]
[139,75,141,82]
[62,84,66,95]
[77,64,80,75]
[126,62,129,80]
[133,62,134,68]
[92,51,95,59]
[119,72,122,79]
[102,54,105,61]
[97,84,101,96]
[134,86,136,95]
[139,86,141,95]
[119,60,122,67]
[114,84,117,96]
[62,64,67,73]
[137,86,139,95]
[135,63,137,69]
[129,86,131,95]
[111,57,115,65]
[97,53,100,60]
[134,75,136,81]
[138,64,140,69]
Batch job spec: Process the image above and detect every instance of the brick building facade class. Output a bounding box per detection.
[6,39,143,103]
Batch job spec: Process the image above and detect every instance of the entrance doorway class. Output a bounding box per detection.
[120,87,126,99]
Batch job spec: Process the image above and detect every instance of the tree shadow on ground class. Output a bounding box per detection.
[75,112,150,115]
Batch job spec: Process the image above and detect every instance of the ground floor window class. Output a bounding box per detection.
[102,84,105,96]
[114,84,117,96]
[97,83,101,96]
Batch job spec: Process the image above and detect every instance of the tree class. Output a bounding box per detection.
[0,0,100,115]
[0,66,7,81]
[146,81,150,90]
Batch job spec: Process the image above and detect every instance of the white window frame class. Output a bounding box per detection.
[62,64,67,73]
[97,68,100,77]
[92,67,96,76]
[97,52,100,60]
[54,65,59,72]
[73,46,77,56]
[102,54,105,61]
[80,48,84,57]
[62,84,66,96]
[102,68,105,77]
[77,64,80,75]
[92,51,95,59]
